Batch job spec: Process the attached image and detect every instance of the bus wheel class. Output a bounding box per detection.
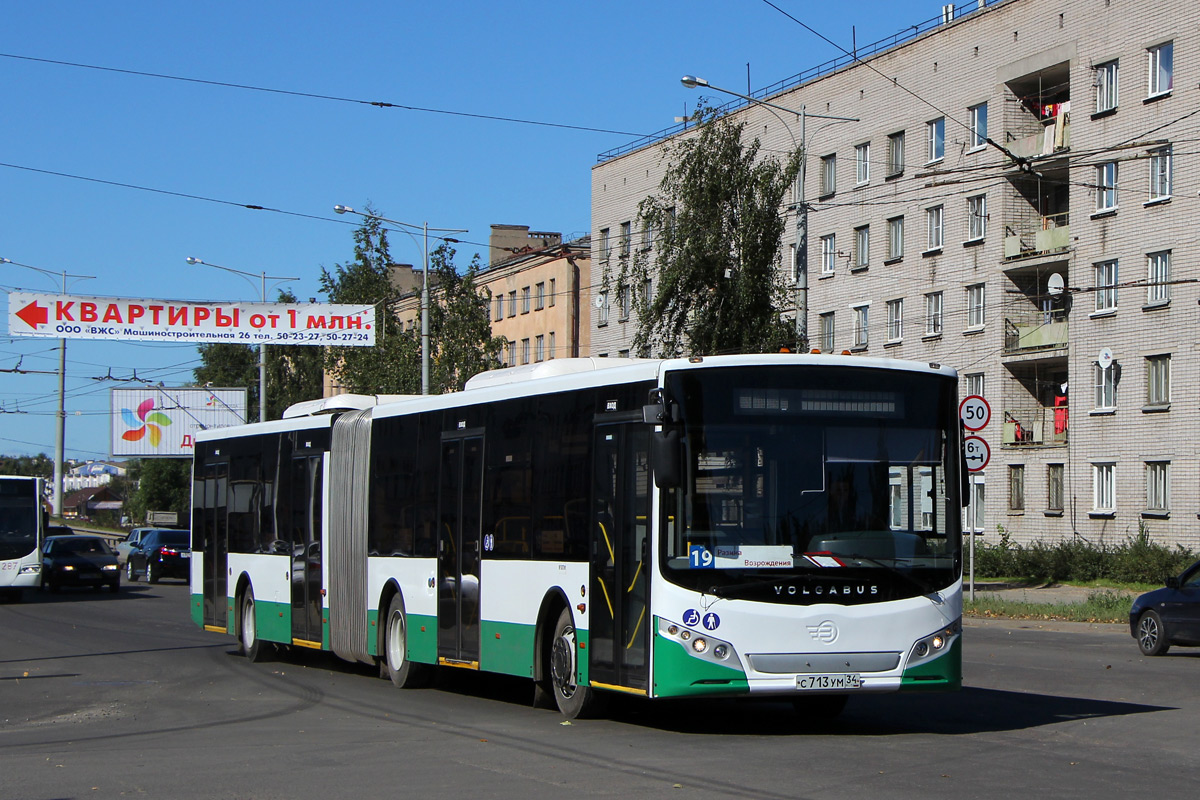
[240,588,269,663]
[792,693,849,721]
[549,607,600,719]
[383,594,431,688]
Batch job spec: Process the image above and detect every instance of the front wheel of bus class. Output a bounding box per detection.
[549,607,601,719]
[383,594,431,688]
[240,588,268,663]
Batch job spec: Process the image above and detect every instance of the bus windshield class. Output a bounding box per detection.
[0,483,40,561]
[661,365,961,603]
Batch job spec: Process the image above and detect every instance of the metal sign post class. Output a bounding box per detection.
[960,395,991,603]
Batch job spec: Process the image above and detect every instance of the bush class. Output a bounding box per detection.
[973,524,1194,585]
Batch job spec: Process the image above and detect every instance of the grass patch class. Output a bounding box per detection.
[964,589,1132,624]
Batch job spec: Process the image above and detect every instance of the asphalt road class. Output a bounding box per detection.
[2,581,1197,800]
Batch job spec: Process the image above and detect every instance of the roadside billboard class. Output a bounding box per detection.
[110,387,248,458]
[8,292,376,347]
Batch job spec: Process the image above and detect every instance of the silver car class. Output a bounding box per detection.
[115,527,184,565]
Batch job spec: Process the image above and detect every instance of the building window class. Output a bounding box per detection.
[966,283,985,329]
[599,228,611,262]
[521,338,530,365]
[506,340,515,367]
[927,118,944,162]
[494,295,504,321]
[852,304,869,348]
[619,221,631,257]
[819,312,835,352]
[886,298,903,342]
[1149,146,1173,201]
[521,286,531,314]
[925,291,943,336]
[887,216,904,260]
[855,142,870,184]
[548,331,556,360]
[967,194,987,241]
[820,234,837,275]
[854,225,869,268]
[507,291,517,318]
[1148,41,1173,97]
[1008,465,1025,512]
[1094,362,1116,410]
[1146,462,1170,513]
[1095,59,1119,113]
[598,292,609,326]
[1093,463,1116,514]
[640,219,654,251]
[1146,354,1170,406]
[967,479,986,533]
[926,205,944,251]
[1147,251,1171,304]
[820,154,836,196]
[617,286,630,321]
[887,131,905,176]
[535,282,545,310]
[1096,162,1118,211]
[968,102,988,150]
[535,334,545,363]
[548,278,556,307]
[964,373,985,399]
[1047,464,1064,512]
[1094,259,1118,312]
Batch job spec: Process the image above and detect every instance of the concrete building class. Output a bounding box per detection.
[591,0,1200,549]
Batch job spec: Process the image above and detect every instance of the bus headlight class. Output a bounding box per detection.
[691,637,708,654]
[908,619,961,667]
[19,565,40,575]
[658,618,736,666]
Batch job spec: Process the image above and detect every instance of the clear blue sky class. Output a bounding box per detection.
[1,0,940,461]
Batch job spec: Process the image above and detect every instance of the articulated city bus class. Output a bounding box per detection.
[0,475,46,601]
[191,354,964,718]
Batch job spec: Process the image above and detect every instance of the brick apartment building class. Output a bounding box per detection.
[590,0,1200,549]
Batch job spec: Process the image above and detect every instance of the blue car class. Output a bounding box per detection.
[1130,559,1200,656]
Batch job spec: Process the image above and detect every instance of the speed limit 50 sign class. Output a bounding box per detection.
[959,395,990,431]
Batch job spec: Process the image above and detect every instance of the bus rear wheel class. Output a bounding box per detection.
[383,594,431,688]
[240,588,269,663]
[549,607,601,719]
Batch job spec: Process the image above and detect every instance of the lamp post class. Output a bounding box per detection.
[0,257,95,517]
[184,257,297,423]
[333,205,467,396]
[681,75,857,348]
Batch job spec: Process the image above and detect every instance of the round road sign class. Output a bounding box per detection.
[959,395,991,431]
[964,436,990,472]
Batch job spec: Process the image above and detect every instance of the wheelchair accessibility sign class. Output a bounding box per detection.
[683,609,721,631]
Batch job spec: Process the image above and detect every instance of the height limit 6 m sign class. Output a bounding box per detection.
[7,292,376,346]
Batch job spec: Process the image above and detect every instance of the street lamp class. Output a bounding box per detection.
[681,75,857,348]
[0,257,95,517]
[333,205,467,396]
[184,257,297,423]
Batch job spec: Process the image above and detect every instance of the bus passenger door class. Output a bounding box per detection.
[438,432,484,666]
[290,454,324,646]
[589,422,650,694]
[199,460,228,631]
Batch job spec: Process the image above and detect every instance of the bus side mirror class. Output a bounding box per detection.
[651,429,681,489]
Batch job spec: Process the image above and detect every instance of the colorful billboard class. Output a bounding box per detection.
[110,387,248,458]
[8,292,375,347]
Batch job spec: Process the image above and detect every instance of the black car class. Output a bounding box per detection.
[1129,559,1200,655]
[40,535,121,593]
[126,529,191,583]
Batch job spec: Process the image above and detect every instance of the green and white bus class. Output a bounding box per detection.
[0,475,46,601]
[191,354,964,718]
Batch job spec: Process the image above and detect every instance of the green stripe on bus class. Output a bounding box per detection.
[408,613,438,664]
[191,594,203,627]
[899,637,962,691]
[480,620,537,678]
[253,599,292,643]
[651,626,748,698]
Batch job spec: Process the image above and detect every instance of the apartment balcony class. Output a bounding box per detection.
[1007,111,1070,161]
[1002,405,1068,447]
[1003,308,1067,356]
[1004,212,1070,262]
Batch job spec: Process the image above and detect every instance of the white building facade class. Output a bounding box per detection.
[591,0,1200,549]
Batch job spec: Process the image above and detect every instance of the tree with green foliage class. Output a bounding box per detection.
[426,243,506,393]
[0,454,54,478]
[122,458,190,526]
[320,206,421,395]
[193,290,324,422]
[614,107,802,357]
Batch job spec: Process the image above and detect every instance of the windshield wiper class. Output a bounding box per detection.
[831,553,935,595]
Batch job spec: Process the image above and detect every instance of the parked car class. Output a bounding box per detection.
[1129,559,1200,655]
[125,529,191,583]
[40,535,120,593]
[114,527,183,566]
